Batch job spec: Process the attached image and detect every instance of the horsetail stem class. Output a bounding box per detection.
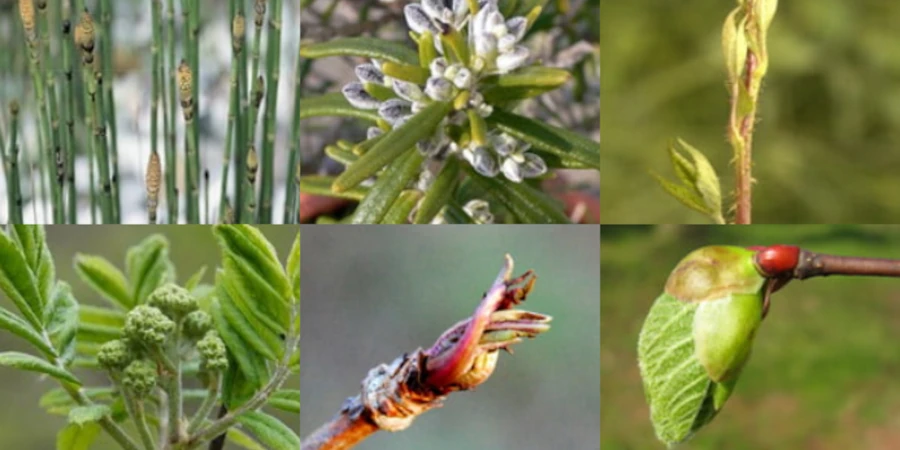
[177,58,200,223]
[5,101,23,223]
[146,150,162,224]
[38,0,65,223]
[284,30,301,224]
[100,0,120,222]
[61,15,78,224]
[219,10,244,223]
[244,143,258,222]
[244,74,264,223]
[151,0,165,223]
[233,0,249,223]
[258,0,282,223]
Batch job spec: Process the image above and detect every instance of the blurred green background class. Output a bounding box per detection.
[600,1,900,223]
[300,226,600,449]
[601,225,900,449]
[0,225,298,449]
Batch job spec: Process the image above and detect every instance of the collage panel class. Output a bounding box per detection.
[300,225,600,448]
[602,225,900,449]
[0,1,302,224]
[0,225,300,449]
[601,1,900,224]
[298,0,599,224]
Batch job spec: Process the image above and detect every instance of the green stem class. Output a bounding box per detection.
[61,4,77,224]
[166,0,179,223]
[258,0,282,223]
[187,372,220,434]
[4,102,23,223]
[166,325,184,446]
[151,0,163,225]
[87,68,114,224]
[219,5,241,223]
[38,3,65,223]
[284,38,301,224]
[234,0,248,223]
[100,0,120,222]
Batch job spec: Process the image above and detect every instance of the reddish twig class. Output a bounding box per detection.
[300,255,551,450]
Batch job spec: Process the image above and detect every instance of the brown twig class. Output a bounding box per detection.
[300,255,551,450]
[793,250,900,280]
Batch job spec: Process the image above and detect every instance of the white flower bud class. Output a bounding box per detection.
[501,157,523,183]
[405,4,437,34]
[453,68,473,89]
[519,153,548,179]
[444,63,461,80]
[506,17,527,41]
[475,33,497,59]
[430,58,448,78]
[392,79,426,102]
[463,199,494,224]
[378,98,411,124]
[355,63,385,84]
[342,82,380,109]
[422,0,452,24]
[466,145,499,177]
[367,126,384,140]
[498,34,517,53]
[496,45,529,73]
[425,76,455,101]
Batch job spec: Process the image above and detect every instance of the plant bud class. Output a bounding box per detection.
[125,305,175,347]
[122,359,157,397]
[147,283,198,320]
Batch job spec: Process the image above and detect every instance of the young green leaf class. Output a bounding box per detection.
[67,405,111,426]
[0,306,56,357]
[41,388,115,416]
[299,93,381,122]
[220,350,268,409]
[481,67,571,103]
[299,175,369,201]
[212,295,274,393]
[213,225,292,330]
[74,254,132,310]
[9,225,55,309]
[268,389,300,414]
[226,428,268,450]
[236,411,301,450]
[414,158,461,224]
[185,266,208,291]
[652,139,725,224]
[638,246,766,445]
[486,109,599,170]
[333,101,452,193]
[56,422,101,450]
[464,167,570,223]
[0,351,81,385]
[300,37,419,66]
[45,282,79,363]
[350,149,425,224]
[286,233,300,303]
[217,271,283,359]
[382,189,424,224]
[0,229,45,328]
[125,234,176,305]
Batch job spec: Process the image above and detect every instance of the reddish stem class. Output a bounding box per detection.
[301,411,378,450]
[793,250,900,280]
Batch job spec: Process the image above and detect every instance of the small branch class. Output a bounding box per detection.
[188,373,221,434]
[794,250,900,280]
[301,255,551,450]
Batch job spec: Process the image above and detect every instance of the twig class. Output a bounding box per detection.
[300,255,551,450]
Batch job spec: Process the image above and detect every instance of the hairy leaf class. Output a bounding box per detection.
[125,234,175,304]
[185,266,208,291]
[0,351,80,385]
[267,389,300,414]
[652,139,725,224]
[68,405,110,426]
[45,282,79,364]
[217,271,282,360]
[56,422,100,450]
[286,234,300,303]
[73,254,132,310]
[300,37,419,65]
[0,229,45,328]
[0,306,56,357]
[9,225,55,309]
[212,299,270,404]
[237,411,301,450]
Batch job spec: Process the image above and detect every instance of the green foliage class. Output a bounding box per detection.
[651,139,724,224]
[0,225,300,450]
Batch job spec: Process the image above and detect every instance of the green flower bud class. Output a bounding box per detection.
[97,339,137,371]
[197,331,228,372]
[147,283,198,320]
[125,305,175,347]
[183,310,213,339]
[122,359,158,397]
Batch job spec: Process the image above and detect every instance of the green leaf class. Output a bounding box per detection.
[0,306,56,357]
[125,234,176,305]
[300,37,419,66]
[74,254,132,310]
[414,158,461,224]
[333,101,452,193]
[299,175,369,201]
[9,225,55,310]
[464,167,570,223]
[217,271,282,360]
[41,388,115,416]
[184,266,208,291]
[267,389,300,414]
[351,149,425,224]
[45,282,79,363]
[482,67,571,103]
[325,144,360,166]
[213,226,292,330]
[286,234,300,303]
[442,201,476,224]
[220,351,267,409]
[68,404,110,426]
[0,351,81,385]
[227,428,268,450]
[56,422,100,450]
[212,297,272,392]
[236,411,301,450]
[652,139,725,224]
[299,93,381,122]
[0,229,45,328]
[382,190,424,224]
[487,108,599,171]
